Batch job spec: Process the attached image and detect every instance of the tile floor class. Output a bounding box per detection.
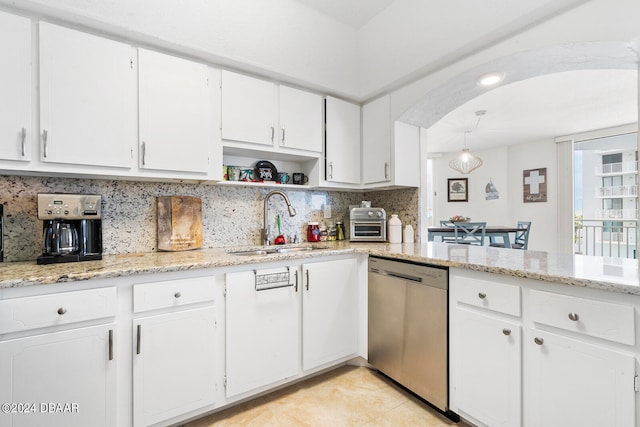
[184,365,468,427]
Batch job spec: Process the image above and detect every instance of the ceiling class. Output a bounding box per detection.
[426,69,638,153]
[292,0,395,29]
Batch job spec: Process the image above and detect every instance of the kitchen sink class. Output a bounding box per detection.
[228,249,274,256]
[227,246,318,256]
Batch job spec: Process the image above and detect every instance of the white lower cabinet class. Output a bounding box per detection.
[133,307,217,427]
[132,276,219,427]
[453,307,521,427]
[526,329,635,427]
[0,323,116,427]
[451,269,639,427]
[225,266,300,397]
[302,258,358,371]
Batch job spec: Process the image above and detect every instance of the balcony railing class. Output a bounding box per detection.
[574,219,638,259]
[595,161,638,175]
[595,185,638,197]
[595,209,638,220]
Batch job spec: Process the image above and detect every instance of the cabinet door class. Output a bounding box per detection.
[279,85,323,152]
[393,121,420,187]
[302,258,358,371]
[225,268,299,397]
[526,329,635,427]
[0,324,116,427]
[220,70,276,146]
[39,22,136,169]
[133,306,216,427]
[0,11,31,162]
[362,95,391,184]
[453,307,521,427]
[139,49,214,174]
[325,96,361,185]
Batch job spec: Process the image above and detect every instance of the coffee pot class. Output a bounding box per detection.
[42,220,79,256]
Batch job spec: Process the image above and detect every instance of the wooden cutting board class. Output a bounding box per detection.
[157,196,203,251]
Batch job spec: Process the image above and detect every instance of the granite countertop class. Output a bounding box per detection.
[1,242,639,295]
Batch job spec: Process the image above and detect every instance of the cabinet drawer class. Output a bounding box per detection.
[530,290,635,345]
[133,276,215,313]
[456,277,521,317]
[0,287,116,334]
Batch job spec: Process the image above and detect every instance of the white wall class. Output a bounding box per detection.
[507,140,558,253]
[429,140,560,253]
[432,146,510,227]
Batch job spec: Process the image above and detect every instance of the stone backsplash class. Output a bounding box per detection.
[0,175,419,262]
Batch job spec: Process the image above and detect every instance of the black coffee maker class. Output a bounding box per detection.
[37,193,103,265]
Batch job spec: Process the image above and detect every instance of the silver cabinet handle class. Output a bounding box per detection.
[305,269,310,291]
[136,324,141,355]
[57,307,67,315]
[270,125,274,142]
[534,337,544,346]
[42,129,48,158]
[174,292,181,298]
[568,312,579,321]
[328,162,333,179]
[20,127,26,157]
[281,126,285,145]
[478,292,487,299]
[108,329,114,361]
[502,328,511,336]
[294,270,298,292]
[384,162,389,180]
[141,141,146,166]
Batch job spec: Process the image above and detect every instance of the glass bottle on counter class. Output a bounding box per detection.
[336,221,345,241]
[319,223,328,242]
[327,222,337,241]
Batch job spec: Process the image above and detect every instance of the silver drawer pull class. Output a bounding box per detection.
[174,292,181,298]
[478,292,487,299]
[57,307,67,315]
[534,337,544,346]
[568,312,579,321]
[502,328,511,336]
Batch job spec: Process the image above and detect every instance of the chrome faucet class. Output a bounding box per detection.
[262,190,296,245]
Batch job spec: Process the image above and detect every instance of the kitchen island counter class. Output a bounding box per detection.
[1,242,638,295]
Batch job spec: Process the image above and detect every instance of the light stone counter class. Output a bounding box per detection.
[1,242,639,295]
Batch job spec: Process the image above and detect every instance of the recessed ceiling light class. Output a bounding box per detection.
[478,72,505,87]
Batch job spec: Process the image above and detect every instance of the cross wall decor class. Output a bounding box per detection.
[523,167,547,203]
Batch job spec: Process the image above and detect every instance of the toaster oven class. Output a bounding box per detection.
[350,207,386,242]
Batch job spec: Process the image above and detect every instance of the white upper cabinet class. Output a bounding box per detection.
[138,48,215,175]
[362,95,391,184]
[362,95,420,187]
[220,70,277,147]
[39,22,136,169]
[0,11,31,163]
[278,85,323,153]
[221,70,322,154]
[325,96,361,185]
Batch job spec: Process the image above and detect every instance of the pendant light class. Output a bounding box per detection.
[448,110,485,174]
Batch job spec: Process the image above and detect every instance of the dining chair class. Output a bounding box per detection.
[453,222,486,245]
[511,221,531,249]
[439,220,457,242]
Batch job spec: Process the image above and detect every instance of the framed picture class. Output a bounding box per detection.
[523,167,547,203]
[448,178,468,202]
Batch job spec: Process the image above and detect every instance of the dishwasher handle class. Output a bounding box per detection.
[375,269,423,283]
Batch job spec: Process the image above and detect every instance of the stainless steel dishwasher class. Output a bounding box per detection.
[368,256,458,421]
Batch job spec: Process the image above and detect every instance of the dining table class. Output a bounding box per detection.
[427,225,528,248]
